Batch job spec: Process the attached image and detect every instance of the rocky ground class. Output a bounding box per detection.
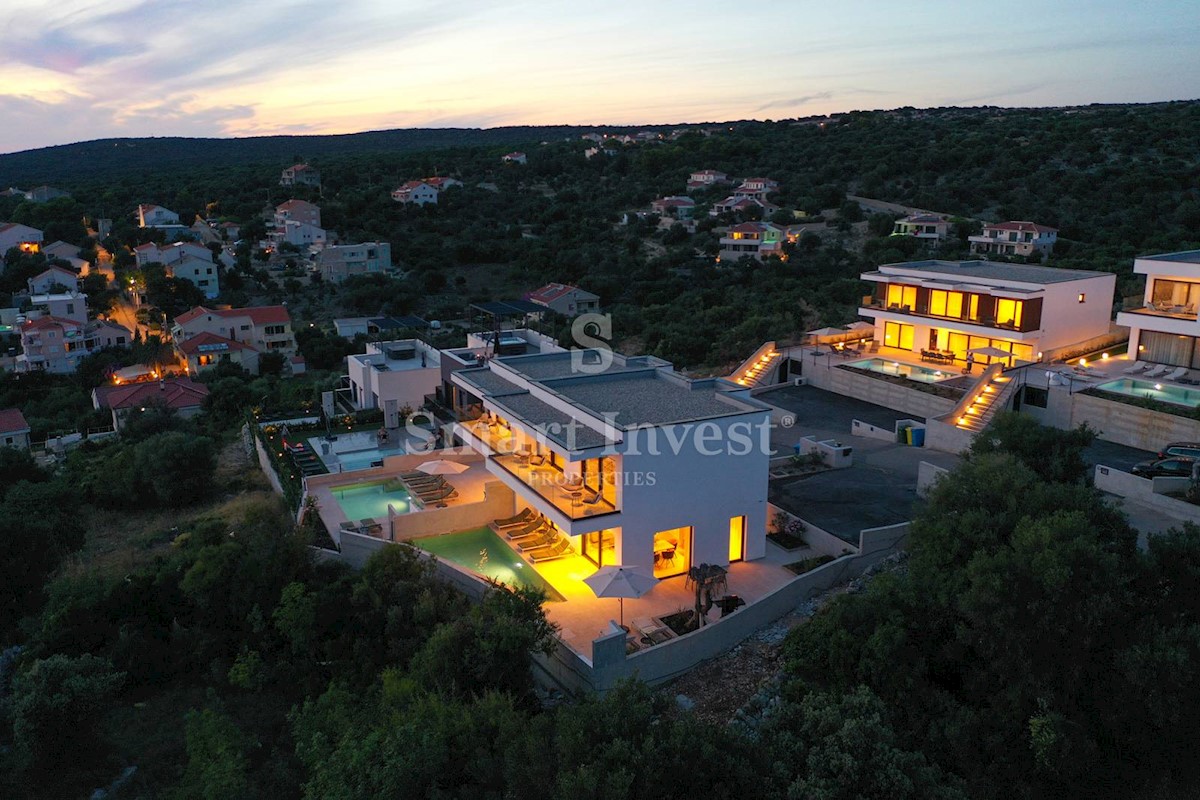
[661,552,908,728]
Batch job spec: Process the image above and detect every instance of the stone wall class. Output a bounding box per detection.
[1071,393,1200,451]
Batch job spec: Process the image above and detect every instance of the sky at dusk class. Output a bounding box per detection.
[1,0,1197,154]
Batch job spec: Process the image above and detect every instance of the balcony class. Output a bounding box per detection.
[859,300,1038,336]
[1119,303,1198,322]
[490,452,619,522]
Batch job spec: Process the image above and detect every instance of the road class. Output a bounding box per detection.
[109,295,147,341]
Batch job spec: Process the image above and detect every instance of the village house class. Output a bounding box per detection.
[391,181,440,206]
[316,242,392,283]
[41,241,89,272]
[892,213,953,242]
[718,222,785,262]
[0,408,31,451]
[732,177,779,200]
[274,199,321,228]
[650,196,696,220]
[280,163,321,187]
[686,169,729,191]
[271,201,326,249]
[27,266,80,295]
[133,241,220,298]
[528,283,601,317]
[137,204,181,227]
[0,222,44,253]
[17,314,130,374]
[23,186,70,203]
[92,378,210,431]
[711,195,779,218]
[172,305,297,375]
[969,221,1059,258]
[502,152,527,164]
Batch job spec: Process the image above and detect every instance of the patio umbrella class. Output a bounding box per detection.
[414,459,470,475]
[583,565,658,628]
[806,326,845,338]
[968,346,1013,359]
[844,321,874,332]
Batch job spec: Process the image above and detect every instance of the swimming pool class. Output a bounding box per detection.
[846,358,954,384]
[331,480,412,520]
[306,435,400,472]
[413,527,566,601]
[1094,378,1200,408]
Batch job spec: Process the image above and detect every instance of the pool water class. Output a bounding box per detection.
[846,358,953,384]
[331,480,412,520]
[306,435,402,472]
[1094,378,1200,408]
[414,527,566,602]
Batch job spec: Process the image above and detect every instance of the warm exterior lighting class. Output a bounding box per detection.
[892,362,899,367]
[976,395,983,403]
[1155,384,1163,390]
[1079,358,1087,366]
[1078,293,1085,302]
[1037,351,1043,359]
[1139,345,1145,351]
[958,417,966,425]
[1102,353,1109,360]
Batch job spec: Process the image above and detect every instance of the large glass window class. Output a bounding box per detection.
[884,321,915,350]
[995,299,1023,328]
[582,528,618,568]
[927,290,964,319]
[653,527,692,579]
[1139,331,1200,368]
[885,284,917,309]
[1150,280,1200,312]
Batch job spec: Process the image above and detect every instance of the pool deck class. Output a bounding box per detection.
[307,428,434,474]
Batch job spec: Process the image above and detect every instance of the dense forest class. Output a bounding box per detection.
[3,102,1199,370]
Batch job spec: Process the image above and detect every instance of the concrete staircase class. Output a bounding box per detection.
[950,365,1017,433]
[730,343,781,388]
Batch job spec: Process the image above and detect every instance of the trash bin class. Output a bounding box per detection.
[911,428,925,447]
[904,427,913,445]
[898,426,910,444]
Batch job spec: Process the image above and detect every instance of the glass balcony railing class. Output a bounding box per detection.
[860,300,1031,332]
[490,453,619,521]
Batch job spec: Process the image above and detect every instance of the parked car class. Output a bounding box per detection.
[1157,442,1200,459]
[1131,457,1197,479]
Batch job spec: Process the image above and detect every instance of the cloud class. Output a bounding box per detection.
[756,92,835,112]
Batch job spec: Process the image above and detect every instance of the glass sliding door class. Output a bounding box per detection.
[652,527,692,579]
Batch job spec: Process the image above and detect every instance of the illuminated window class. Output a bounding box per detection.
[1078,293,1085,303]
[653,527,691,579]
[729,516,745,563]
[995,298,1023,328]
[885,284,917,309]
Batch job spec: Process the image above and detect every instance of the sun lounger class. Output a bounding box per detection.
[503,517,547,540]
[507,522,552,543]
[528,454,546,467]
[528,540,573,562]
[416,486,457,503]
[492,508,537,529]
[1164,367,1188,381]
[403,474,445,487]
[1122,360,1147,374]
[1144,364,1169,377]
[517,531,560,553]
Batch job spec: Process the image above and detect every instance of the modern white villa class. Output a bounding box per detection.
[859,259,1116,365]
[1116,250,1200,370]
[449,349,771,578]
[345,339,444,425]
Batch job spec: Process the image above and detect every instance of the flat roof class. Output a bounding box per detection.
[546,372,755,427]
[471,300,543,317]
[876,259,1111,285]
[491,393,611,449]
[455,368,527,397]
[497,350,657,380]
[1138,250,1200,264]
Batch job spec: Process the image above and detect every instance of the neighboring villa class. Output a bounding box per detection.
[733,177,779,200]
[502,152,527,164]
[17,310,130,374]
[450,348,771,576]
[711,195,779,217]
[41,241,89,272]
[892,213,953,242]
[339,328,563,417]
[22,186,70,203]
[686,169,729,190]
[393,177,462,205]
[527,283,600,317]
[280,163,321,187]
[274,199,322,227]
[27,266,79,294]
[858,259,1116,364]
[969,221,1059,258]
[172,305,297,375]
[92,378,210,431]
[272,201,327,249]
[137,204,181,227]
[133,241,219,298]
[0,408,31,451]
[719,222,785,262]
[650,196,695,220]
[0,222,43,253]
[391,181,439,206]
[1115,250,1200,371]
[316,242,392,283]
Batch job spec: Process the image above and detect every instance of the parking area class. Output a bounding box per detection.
[759,385,960,543]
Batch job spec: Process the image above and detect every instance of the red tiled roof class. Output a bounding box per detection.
[22,315,81,332]
[528,283,579,303]
[33,266,78,281]
[654,196,695,208]
[177,331,255,355]
[276,199,318,212]
[986,220,1058,234]
[175,305,291,326]
[0,408,29,434]
[94,378,210,412]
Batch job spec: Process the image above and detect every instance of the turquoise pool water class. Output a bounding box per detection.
[1094,378,1200,408]
[413,527,566,602]
[306,436,401,472]
[331,480,411,520]
[846,357,953,384]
